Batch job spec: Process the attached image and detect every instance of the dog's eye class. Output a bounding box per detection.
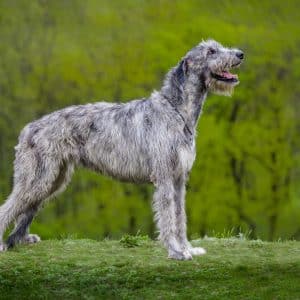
[208,48,216,55]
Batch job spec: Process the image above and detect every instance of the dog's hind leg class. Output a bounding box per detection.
[4,161,74,250]
[0,186,40,251]
[0,152,74,251]
[6,205,40,248]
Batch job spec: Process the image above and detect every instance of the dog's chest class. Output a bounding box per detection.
[178,142,196,172]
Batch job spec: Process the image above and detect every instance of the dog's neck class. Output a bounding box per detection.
[160,68,208,135]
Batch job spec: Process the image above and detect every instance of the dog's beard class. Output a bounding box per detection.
[207,78,238,96]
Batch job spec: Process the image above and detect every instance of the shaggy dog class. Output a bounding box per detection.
[0,40,243,259]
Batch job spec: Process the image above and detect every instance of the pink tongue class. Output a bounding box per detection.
[221,71,237,79]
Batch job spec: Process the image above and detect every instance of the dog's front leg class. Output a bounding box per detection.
[152,180,192,260]
[174,176,206,257]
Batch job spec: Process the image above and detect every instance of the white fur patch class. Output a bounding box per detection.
[178,145,196,172]
[24,234,41,244]
[189,247,207,256]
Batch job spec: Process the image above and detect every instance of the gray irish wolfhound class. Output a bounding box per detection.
[0,40,243,259]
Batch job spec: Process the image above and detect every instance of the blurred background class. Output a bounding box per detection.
[0,0,300,241]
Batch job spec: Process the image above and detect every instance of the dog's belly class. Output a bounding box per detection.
[81,148,151,183]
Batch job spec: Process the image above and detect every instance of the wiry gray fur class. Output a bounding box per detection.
[0,40,244,259]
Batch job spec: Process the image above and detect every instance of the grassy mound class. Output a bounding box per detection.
[0,238,299,299]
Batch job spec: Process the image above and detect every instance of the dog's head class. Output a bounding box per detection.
[178,39,244,96]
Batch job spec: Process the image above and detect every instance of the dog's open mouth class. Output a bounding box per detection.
[211,70,238,83]
[211,61,242,84]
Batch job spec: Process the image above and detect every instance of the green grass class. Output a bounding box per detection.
[0,238,299,299]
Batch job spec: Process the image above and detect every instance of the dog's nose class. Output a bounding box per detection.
[236,51,244,60]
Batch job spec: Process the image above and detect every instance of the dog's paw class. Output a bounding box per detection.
[24,234,41,244]
[168,249,192,260]
[189,247,206,256]
[0,243,7,252]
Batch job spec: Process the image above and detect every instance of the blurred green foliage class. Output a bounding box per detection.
[0,0,300,240]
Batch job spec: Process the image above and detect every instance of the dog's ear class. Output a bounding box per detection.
[175,58,189,85]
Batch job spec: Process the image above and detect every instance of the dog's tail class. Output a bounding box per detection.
[0,193,20,245]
